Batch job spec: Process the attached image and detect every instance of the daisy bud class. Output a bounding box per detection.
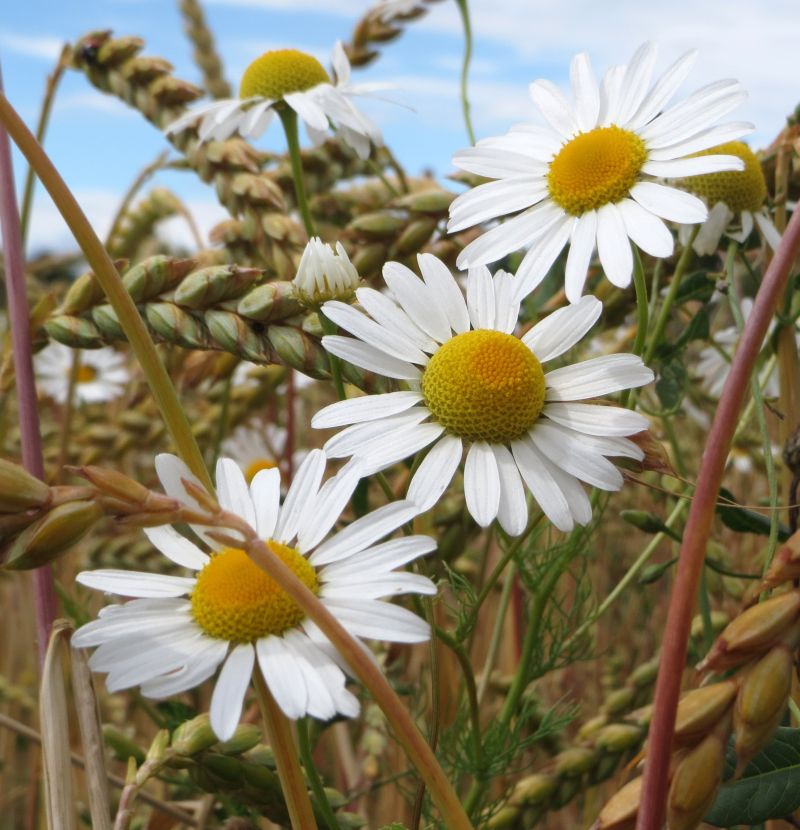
[293,238,360,307]
[0,458,51,513]
[145,729,170,764]
[172,714,219,756]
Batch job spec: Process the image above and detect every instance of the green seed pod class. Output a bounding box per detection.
[394,218,438,255]
[123,255,195,302]
[151,75,203,105]
[666,726,727,830]
[145,303,207,349]
[205,310,268,363]
[349,211,407,237]
[578,714,609,742]
[674,681,738,745]
[3,500,103,569]
[217,723,262,756]
[593,775,641,830]
[102,725,146,764]
[268,325,327,376]
[486,806,519,829]
[60,272,105,315]
[734,642,793,773]
[199,752,244,786]
[392,189,454,214]
[45,315,104,349]
[174,265,263,309]
[630,658,660,688]
[509,773,557,807]
[145,729,170,763]
[237,282,303,322]
[120,55,172,84]
[96,36,144,67]
[595,723,643,754]
[603,687,636,716]
[171,714,218,756]
[554,747,596,778]
[698,590,800,672]
[0,459,50,513]
[92,304,125,339]
[351,242,387,277]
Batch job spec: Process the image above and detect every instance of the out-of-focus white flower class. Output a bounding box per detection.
[36,343,129,404]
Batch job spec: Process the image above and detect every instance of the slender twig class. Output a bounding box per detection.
[278,106,315,238]
[0,66,57,664]
[476,560,516,705]
[454,0,476,144]
[636,204,800,830]
[0,91,213,491]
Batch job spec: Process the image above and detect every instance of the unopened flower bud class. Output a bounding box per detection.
[294,238,360,306]
[78,465,152,506]
[0,459,50,513]
[172,714,218,756]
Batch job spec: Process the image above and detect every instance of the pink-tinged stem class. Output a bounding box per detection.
[0,64,57,664]
[636,207,800,830]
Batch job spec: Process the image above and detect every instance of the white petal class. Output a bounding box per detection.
[529,422,623,490]
[313,391,422,430]
[492,444,528,537]
[352,423,446,476]
[322,572,436,599]
[251,466,281,540]
[571,52,600,132]
[647,121,754,160]
[754,211,782,251]
[529,79,578,139]
[216,457,256,529]
[417,253,470,334]
[323,409,430,458]
[447,177,547,233]
[285,91,329,131]
[382,262,451,343]
[275,449,326,544]
[464,441,501,528]
[491,269,521,334]
[198,100,244,141]
[457,201,562,270]
[596,203,633,288]
[564,211,597,303]
[599,64,625,126]
[545,354,654,401]
[140,639,228,698]
[142,526,208,571]
[452,146,544,178]
[523,295,602,362]
[616,42,657,125]
[256,636,307,719]
[310,501,419,566]
[467,265,495,330]
[154,454,219,549]
[513,215,573,300]
[617,198,674,258]
[510,438,573,532]
[282,631,337,720]
[407,435,462,512]
[322,301,427,365]
[331,40,351,85]
[543,402,649,437]
[322,335,421,380]
[356,287,438,353]
[77,570,195,598]
[72,605,192,647]
[210,645,254,740]
[540,456,593,526]
[105,632,206,691]
[240,100,274,138]
[643,155,743,179]
[324,598,430,643]
[321,535,436,580]
[627,49,697,130]
[630,182,707,224]
[89,625,198,672]
[297,459,361,551]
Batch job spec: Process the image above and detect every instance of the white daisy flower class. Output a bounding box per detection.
[73,451,434,739]
[165,42,382,159]
[677,141,782,255]
[221,419,308,481]
[448,42,751,302]
[293,237,361,306]
[313,254,654,534]
[35,343,129,404]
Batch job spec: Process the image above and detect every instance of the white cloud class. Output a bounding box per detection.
[53,91,137,118]
[0,33,65,62]
[205,0,364,13]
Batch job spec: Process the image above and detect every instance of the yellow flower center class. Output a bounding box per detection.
[244,458,278,484]
[548,126,647,216]
[191,543,318,642]
[422,330,545,443]
[75,365,97,383]
[239,49,330,100]
[682,141,767,214]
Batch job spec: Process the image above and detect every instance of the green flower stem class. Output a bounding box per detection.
[620,247,648,408]
[254,670,318,830]
[725,239,780,570]
[319,312,346,401]
[297,718,340,830]
[637,204,800,830]
[454,0,476,145]
[476,560,516,705]
[643,228,697,366]
[235,532,474,830]
[278,106,317,238]
[0,92,212,491]
[19,45,68,249]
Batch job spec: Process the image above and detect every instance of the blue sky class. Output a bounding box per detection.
[2,0,798,254]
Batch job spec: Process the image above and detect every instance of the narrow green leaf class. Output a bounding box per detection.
[717,486,791,541]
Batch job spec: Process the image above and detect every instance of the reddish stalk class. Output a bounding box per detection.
[636,207,800,830]
[0,65,57,664]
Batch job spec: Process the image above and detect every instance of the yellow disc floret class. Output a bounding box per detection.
[244,458,278,484]
[422,330,545,443]
[191,543,318,642]
[548,126,647,216]
[682,141,767,214]
[75,365,98,383]
[239,49,330,101]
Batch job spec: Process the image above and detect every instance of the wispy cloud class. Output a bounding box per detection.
[205,0,364,14]
[0,32,65,61]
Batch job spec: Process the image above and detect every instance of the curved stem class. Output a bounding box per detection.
[0,91,212,491]
[454,0,476,145]
[296,718,340,830]
[254,669,318,830]
[636,204,800,830]
[319,312,346,401]
[278,106,316,238]
[630,246,649,358]
[0,69,56,664]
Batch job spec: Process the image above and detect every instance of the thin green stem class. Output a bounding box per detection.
[643,228,697,366]
[621,247,649,407]
[254,670,318,830]
[278,106,316,238]
[476,560,516,705]
[319,312,346,401]
[0,92,212,490]
[367,158,400,197]
[697,566,715,656]
[296,718,340,830]
[454,0,476,145]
